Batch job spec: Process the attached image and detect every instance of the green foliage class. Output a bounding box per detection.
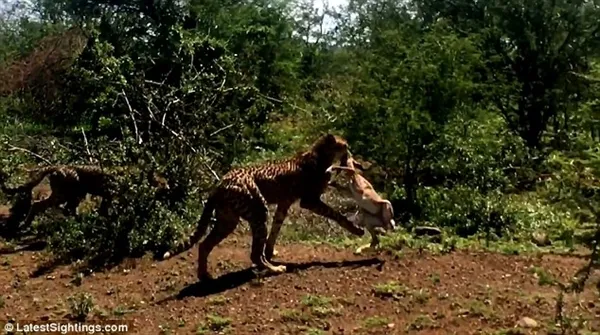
[416,0,600,149]
[196,314,232,334]
[332,17,484,218]
[66,292,94,321]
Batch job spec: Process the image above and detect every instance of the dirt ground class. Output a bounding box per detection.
[1,234,599,335]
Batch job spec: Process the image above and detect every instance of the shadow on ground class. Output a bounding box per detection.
[0,239,47,255]
[156,257,385,305]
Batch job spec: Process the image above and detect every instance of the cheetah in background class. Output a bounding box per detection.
[0,165,117,229]
[163,133,365,281]
[0,165,169,231]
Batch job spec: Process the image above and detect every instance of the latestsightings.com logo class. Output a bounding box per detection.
[3,321,131,334]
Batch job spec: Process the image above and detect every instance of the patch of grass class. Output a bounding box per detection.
[526,293,551,306]
[196,314,232,334]
[429,273,441,285]
[112,305,136,316]
[207,296,229,306]
[286,220,572,259]
[529,266,556,286]
[462,300,496,321]
[303,328,325,335]
[66,292,94,321]
[478,239,541,255]
[300,294,342,318]
[363,316,390,329]
[372,281,429,304]
[280,309,310,323]
[372,281,408,300]
[407,314,437,330]
[311,306,342,318]
[301,294,332,308]
[411,288,430,304]
[499,243,524,255]
[93,308,110,319]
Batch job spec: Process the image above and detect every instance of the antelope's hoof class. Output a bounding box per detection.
[270,265,287,274]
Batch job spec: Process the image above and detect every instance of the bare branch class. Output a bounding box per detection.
[569,71,600,83]
[121,89,142,145]
[80,127,94,164]
[255,92,313,114]
[210,124,234,137]
[141,99,221,182]
[6,144,52,164]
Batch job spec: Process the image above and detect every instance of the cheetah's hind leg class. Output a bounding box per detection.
[195,210,239,282]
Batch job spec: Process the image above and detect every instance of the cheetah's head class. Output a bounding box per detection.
[311,133,351,166]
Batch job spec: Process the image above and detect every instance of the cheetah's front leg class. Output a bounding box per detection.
[265,202,292,261]
[248,208,287,274]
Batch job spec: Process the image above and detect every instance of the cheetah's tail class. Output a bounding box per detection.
[20,166,60,191]
[162,194,216,260]
[0,166,57,196]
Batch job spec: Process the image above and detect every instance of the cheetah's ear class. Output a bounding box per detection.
[323,133,336,143]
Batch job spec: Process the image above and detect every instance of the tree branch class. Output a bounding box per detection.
[6,144,52,164]
[121,89,142,145]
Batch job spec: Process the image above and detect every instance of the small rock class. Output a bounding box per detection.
[413,226,442,236]
[517,317,539,328]
[531,232,551,246]
[387,323,395,328]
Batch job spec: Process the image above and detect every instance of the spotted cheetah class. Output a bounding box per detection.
[0,165,118,228]
[163,133,365,281]
[0,165,169,230]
